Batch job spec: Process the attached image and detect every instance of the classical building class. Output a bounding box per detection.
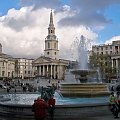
[15,58,34,79]
[33,11,69,80]
[92,40,120,71]
[0,43,15,79]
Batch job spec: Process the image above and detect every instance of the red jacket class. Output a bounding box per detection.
[32,99,48,119]
[48,98,55,107]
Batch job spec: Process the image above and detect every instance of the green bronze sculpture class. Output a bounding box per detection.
[40,86,56,102]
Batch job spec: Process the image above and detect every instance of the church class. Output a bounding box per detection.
[33,11,69,80]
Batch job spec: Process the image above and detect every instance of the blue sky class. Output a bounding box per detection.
[0,0,120,59]
[0,0,20,15]
[98,4,120,43]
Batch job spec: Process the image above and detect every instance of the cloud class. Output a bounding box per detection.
[105,36,120,44]
[19,0,120,30]
[0,7,97,60]
[57,0,120,29]
[20,0,62,10]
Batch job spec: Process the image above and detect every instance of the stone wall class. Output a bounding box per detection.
[0,102,111,120]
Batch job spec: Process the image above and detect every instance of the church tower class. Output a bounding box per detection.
[44,11,59,59]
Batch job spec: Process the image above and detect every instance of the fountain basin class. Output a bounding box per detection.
[70,69,97,83]
[71,69,96,75]
[60,83,110,97]
[0,101,111,120]
[0,93,111,119]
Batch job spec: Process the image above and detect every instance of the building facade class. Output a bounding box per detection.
[92,40,120,69]
[92,40,120,80]
[33,11,69,80]
[0,44,15,79]
[15,58,34,79]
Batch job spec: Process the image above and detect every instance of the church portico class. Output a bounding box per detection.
[34,60,67,80]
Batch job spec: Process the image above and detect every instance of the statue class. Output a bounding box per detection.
[40,86,56,102]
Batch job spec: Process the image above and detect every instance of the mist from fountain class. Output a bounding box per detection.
[64,35,98,83]
[69,35,102,83]
[76,35,88,70]
[60,35,109,97]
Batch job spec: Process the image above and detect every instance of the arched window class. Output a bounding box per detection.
[54,43,56,48]
[48,42,50,48]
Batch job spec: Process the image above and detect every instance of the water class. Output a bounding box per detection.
[70,35,102,83]
[0,92,108,105]
[73,35,89,70]
[64,70,77,83]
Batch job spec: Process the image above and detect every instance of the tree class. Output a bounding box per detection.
[89,52,116,82]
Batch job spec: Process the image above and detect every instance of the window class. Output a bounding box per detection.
[8,72,10,77]
[55,52,56,55]
[2,62,4,66]
[48,42,50,48]
[54,43,56,48]
[47,52,49,55]
[28,71,30,74]
[97,48,99,51]
[51,30,52,33]
[2,71,4,76]
[101,47,103,51]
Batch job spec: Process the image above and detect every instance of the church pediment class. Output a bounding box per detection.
[33,56,53,64]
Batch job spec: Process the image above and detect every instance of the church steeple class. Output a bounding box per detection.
[44,11,59,59]
[49,10,54,27]
[48,10,55,35]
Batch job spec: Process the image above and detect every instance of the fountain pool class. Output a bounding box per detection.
[0,92,109,105]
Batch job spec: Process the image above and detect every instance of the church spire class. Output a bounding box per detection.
[49,10,54,27]
[48,10,55,35]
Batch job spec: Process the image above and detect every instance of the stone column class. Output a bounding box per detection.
[43,65,45,76]
[39,66,41,76]
[54,65,56,79]
[57,65,60,79]
[112,59,113,68]
[47,65,49,77]
[116,59,118,69]
[51,65,53,79]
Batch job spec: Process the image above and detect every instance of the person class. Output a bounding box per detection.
[116,91,120,111]
[32,97,48,120]
[48,95,56,120]
[109,92,119,118]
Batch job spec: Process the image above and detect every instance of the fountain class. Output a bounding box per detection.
[0,35,111,120]
[60,35,110,97]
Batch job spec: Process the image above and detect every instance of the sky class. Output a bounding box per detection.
[0,0,120,60]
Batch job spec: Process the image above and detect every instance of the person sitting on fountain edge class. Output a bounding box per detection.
[48,95,56,120]
[32,96,48,120]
